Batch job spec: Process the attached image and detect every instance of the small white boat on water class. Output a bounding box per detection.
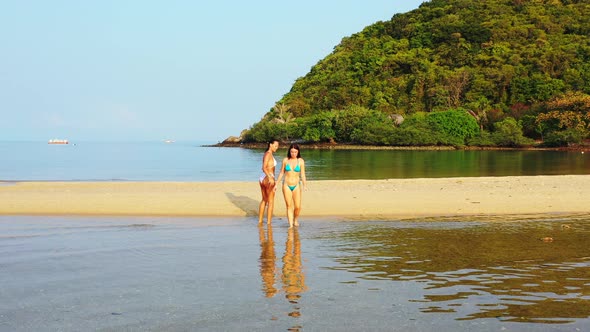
[164,139,175,143]
[48,139,69,144]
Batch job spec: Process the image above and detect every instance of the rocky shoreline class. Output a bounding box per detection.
[207,141,590,152]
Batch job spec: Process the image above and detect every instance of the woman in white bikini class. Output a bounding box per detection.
[277,143,307,227]
[259,139,280,224]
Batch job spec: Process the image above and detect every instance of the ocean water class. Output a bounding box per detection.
[1,214,589,331]
[2,141,589,330]
[1,141,590,182]
[0,141,253,182]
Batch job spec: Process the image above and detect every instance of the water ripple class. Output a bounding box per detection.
[321,215,590,324]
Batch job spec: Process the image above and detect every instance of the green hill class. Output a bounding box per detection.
[242,0,590,147]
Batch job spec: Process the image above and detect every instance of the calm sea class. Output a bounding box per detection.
[1,141,589,181]
[2,142,589,331]
[1,215,589,331]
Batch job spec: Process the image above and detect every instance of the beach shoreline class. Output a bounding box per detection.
[210,141,590,152]
[1,175,589,219]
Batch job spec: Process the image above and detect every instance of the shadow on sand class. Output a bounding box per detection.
[225,192,259,216]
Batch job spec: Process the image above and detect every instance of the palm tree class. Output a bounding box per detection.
[273,102,293,124]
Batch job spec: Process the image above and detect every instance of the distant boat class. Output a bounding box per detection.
[48,139,69,144]
[164,139,175,143]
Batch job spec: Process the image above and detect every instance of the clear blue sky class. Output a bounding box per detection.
[0,1,425,142]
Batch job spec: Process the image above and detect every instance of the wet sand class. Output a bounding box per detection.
[1,175,589,218]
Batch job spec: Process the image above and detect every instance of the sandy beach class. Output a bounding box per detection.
[1,175,589,219]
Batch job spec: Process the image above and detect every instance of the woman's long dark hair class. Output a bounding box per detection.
[267,139,279,150]
[287,143,301,159]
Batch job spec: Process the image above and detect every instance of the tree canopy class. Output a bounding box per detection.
[242,0,590,147]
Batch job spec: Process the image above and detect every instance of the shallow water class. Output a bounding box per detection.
[1,141,589,181]
[0,215,589,331]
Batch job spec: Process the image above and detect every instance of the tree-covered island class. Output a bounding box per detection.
[226,0,590,149]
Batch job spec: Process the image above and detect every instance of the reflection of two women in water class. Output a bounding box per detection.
[259,223,278,297]
[258,224,307,318]
[282,227,307,318]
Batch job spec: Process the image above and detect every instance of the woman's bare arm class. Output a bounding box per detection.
[300,159,307,190]
[276,158,287,184]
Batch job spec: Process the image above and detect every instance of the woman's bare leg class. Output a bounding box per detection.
[259,182,268,224]
[282,185,295,227]
[292,187,302,227]
[266,185,276,224]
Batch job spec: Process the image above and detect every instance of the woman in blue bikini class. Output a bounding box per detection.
[259,139,280,224]
[277,144,307,227]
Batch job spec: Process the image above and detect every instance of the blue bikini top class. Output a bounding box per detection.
[285,159,301,172]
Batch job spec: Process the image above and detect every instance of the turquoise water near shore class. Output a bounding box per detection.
[1,141,589,181]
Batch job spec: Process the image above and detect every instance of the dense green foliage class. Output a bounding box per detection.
[243,0,590,147]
